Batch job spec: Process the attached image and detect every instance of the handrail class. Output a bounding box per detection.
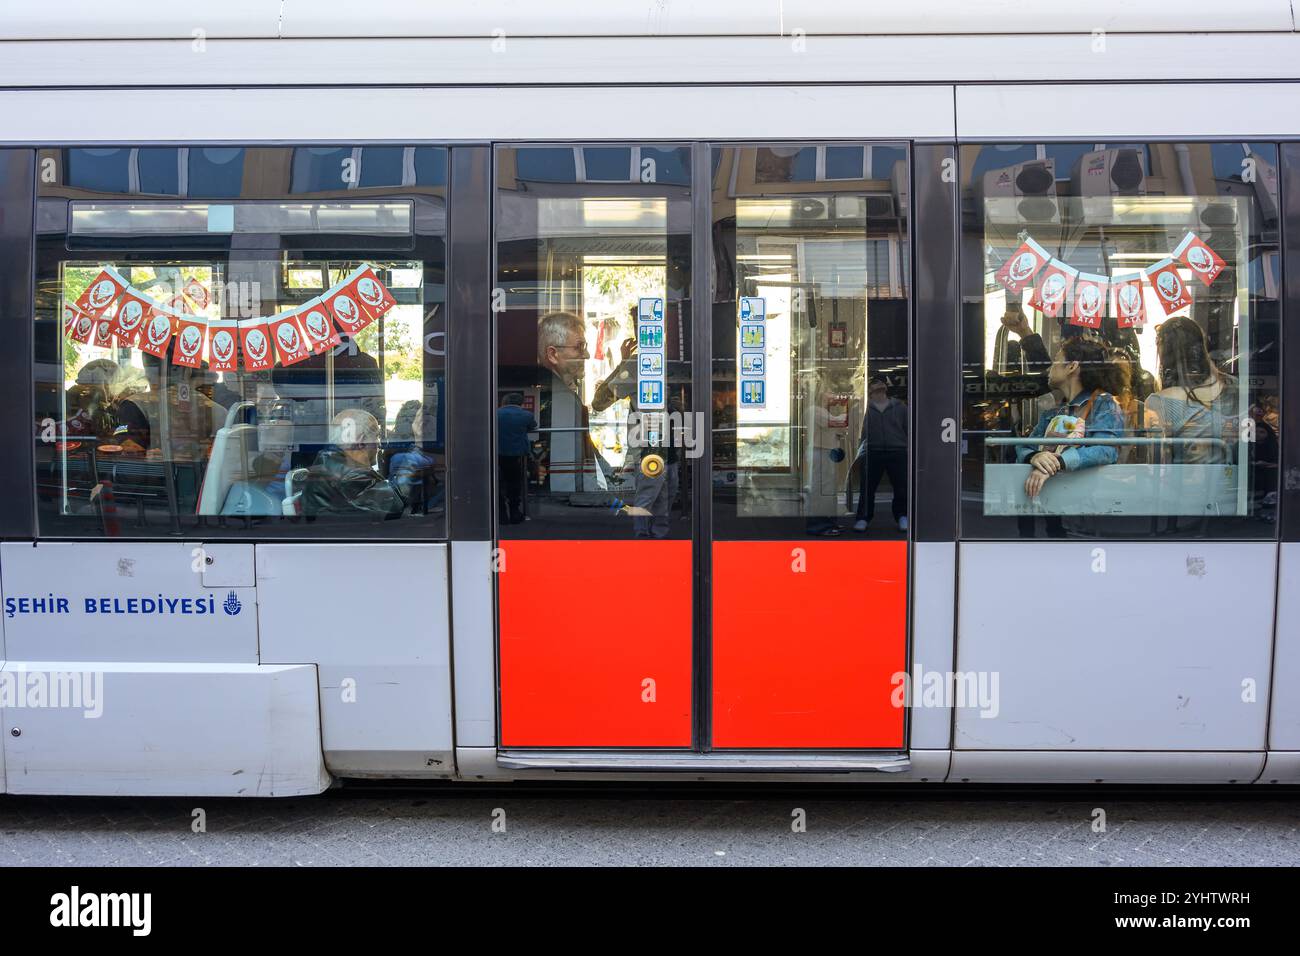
[987,436,1232,450]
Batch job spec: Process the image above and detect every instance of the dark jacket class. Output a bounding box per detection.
[302,449,406,518]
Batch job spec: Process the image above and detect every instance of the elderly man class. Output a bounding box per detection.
[302,407,405,518]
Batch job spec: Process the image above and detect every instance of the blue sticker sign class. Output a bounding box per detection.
[636,296,666,410]
[737,297,766,408]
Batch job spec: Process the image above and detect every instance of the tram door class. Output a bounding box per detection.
[494,143,909,751]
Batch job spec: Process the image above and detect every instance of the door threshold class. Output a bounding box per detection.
[496,750,910,773]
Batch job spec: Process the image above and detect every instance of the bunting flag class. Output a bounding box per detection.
[238,317,274,372]
[138,305,180,359]
[1173,231,1226,287]
[1111,273,1147,328]
[323,273,373,336]
[62,263,397,373]
[172,313,209,369]
[269,310,313,367]
[208,319,240,373]
[992,231,1225,330]
[91,316,115,350]
[64,304,96,344]
[354,265,398,318]
[1145,258,1193,316]
[73,267,129,319]
[109,289,152,346]
[298,297,342,355]
[1069,272,1108,329]
[183,277,211,309]
[1029,260,1077,319]
[994,237,1050,294]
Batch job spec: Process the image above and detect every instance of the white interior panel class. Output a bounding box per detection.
[1267,542,1300,748]
[257,543,453,778]
[910,542,955,750]
[451,541,496,748]
[0,86,955,143]
[958,83,1300,139]
[1,662,330,796]
[0,542,257,663]
[956,542,1274,751]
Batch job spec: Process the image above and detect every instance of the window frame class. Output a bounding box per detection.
[956,138,1284,542]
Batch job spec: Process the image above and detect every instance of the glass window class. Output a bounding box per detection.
[35,145,448,539]
[138,149,181,196]
[825,146,865,180]
[67,148,132,193]
[188,147,245,197]
[712,143,910,539]
[494,144,693,539]
[959,142,1281,539]
[582,147,632,182]
[514,147,578,184]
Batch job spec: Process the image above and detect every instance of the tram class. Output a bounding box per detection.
[0,1,1298,793]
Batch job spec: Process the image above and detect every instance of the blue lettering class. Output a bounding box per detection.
[4,598,15,618]
[57,598,68,613]
[180,598,192,614]
[32,599,45,613]
[85,598,97,613]
[141,599,155,613]
[127,598,139,613]
[165,598,179,614]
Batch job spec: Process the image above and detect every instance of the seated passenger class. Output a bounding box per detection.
[387,400,439,515]
[1016,335,1124,499]
[1144,317,1237,464]
[220,454,287,516]
[302,408,406,519]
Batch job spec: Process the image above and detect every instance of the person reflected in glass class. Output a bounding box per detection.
[1018,336,1124,499]
[302,408,405,518]
[852,378,909,533]
[389,399,441,516]
[1144,317,1238,465]
[496,392,537,525]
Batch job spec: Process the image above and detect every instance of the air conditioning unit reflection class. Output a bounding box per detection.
[1072,148,1147,225]
[795,194,896,221]
[977,158,1058,226]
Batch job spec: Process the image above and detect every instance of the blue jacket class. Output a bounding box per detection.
[1016,389,1123,472]
[497,405,537,456]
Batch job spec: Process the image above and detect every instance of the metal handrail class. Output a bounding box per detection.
[988,436,1232,450]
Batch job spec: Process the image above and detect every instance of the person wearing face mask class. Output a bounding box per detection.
[852,378,909,533]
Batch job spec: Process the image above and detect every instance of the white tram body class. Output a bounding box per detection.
[0,2,1297,794]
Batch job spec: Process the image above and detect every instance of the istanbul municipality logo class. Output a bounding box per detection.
[222,591,242,616]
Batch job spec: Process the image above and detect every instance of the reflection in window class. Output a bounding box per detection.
[35,145,449,539]
[715,144,911,540]
[495,145,692,540]
[960,141,1281,539]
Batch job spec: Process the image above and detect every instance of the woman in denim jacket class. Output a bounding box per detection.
[1016,335,1125,499]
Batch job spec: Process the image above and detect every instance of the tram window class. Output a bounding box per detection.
[494,144,693,540]
[711,143,911,540]
[34,145,448,540]
[959,141,1281,539]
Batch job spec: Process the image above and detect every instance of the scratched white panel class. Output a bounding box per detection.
[956,541,1273,750]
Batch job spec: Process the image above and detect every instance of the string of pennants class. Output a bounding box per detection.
[61,264,397,372]
[994,230,1226,330]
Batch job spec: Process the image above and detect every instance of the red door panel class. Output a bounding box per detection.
[499,539,694,747]
[712,540,907,749]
